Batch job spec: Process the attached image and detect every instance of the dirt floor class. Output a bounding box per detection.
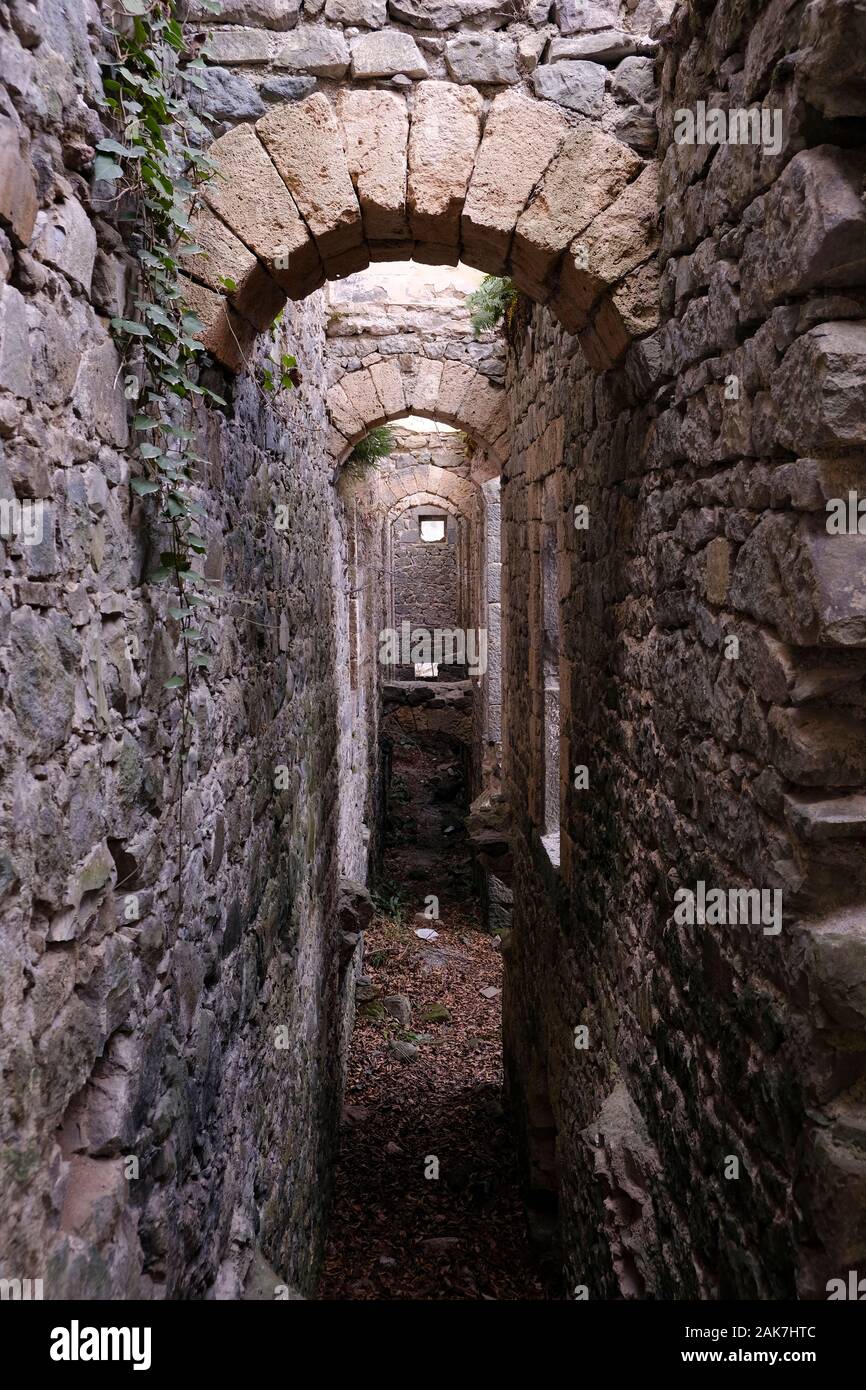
[317,729,553,1301]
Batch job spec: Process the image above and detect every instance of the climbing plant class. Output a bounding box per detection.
[98,0,230,912]
[466,275,519,337]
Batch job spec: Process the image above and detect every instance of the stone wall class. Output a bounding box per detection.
[501,0,866,1299]
[186,0,666,159]
[0,0,371,1298]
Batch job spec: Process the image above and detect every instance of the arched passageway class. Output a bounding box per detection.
[3,0,866,1318]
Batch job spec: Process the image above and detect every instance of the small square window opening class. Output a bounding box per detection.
[419,517,446,544]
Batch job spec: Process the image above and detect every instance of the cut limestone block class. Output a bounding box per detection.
[461,90,569,275]
[407,81,482,248]
[338,90,410,243]
[179,277,257,373]
[369,357,406,418]
[436,361,477,423]
[186,206,286,331]
[350,29,428,79]
[203,125,322,298]
[257,95,363,266]
[550,162,659,334]
[511,122,642,300]
[405,356,443,416]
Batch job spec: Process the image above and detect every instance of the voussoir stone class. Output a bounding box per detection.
[462,89,569,275]
[274,24,350,76]
[339,90,410,242]
[186,0,301,26]
[351,29,428,78]
[0,114,38,245]
[186,206,286,332]
[532,59,606,116]
[512,121,642,299]
[445,33,520,85]
[257,95,363,264]
[407,80,482,247]
[388,0,501,26]
[550,162,659,334]
[204,124,322,296]
[179,276,258,374]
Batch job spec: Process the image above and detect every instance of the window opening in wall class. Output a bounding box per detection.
[419,516,446,544]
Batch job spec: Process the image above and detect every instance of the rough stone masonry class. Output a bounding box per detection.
[0,0,865,1303]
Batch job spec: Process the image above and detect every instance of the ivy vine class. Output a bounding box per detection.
[100,1,302,912]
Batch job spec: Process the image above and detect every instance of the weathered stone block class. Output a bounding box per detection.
[0,115,37,245]
[72,339,129,448]
[772,323,866,453]
[407,80,482,247]
[34,196,97,294]
[350,29,428,79]
[9,606,76,759]
[339,90,410,242]
[274,24,350,77]
[462,90,569,274]
[0,284,32,397]
[203,26,275,64]
[258,95,363,264]
[186,0,301,25]
[512,122,641,299]
[325,0,386,22]
[769,707,866,787]
[193,66,266,123]
[204,124,322,296]
[550,30,649,63]
[741,148,866,317]
[444,34,519,85]
[388,0,500,25]
[532,59,606,117]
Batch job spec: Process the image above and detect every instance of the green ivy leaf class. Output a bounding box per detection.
[192,653,212,668]
[131,477,160,495]
[111,317,151,338]
[164,675,185,689]
[94,155,124,182]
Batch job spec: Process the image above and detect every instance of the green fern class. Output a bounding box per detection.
[466,276,519,337]
[347,425,395,471]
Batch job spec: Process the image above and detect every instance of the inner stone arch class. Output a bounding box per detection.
[183,83,660,375]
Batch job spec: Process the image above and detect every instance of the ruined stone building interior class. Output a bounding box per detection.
[1,0,866,1317]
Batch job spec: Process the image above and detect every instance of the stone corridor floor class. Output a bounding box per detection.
[317,735,553,1301]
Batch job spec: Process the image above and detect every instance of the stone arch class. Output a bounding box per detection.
[327,355,508,464]
[183,86,659,376]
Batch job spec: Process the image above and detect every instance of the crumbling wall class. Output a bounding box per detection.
[502,0,866,1300]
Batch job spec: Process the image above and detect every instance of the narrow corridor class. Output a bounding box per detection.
[319,727,550,1300]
